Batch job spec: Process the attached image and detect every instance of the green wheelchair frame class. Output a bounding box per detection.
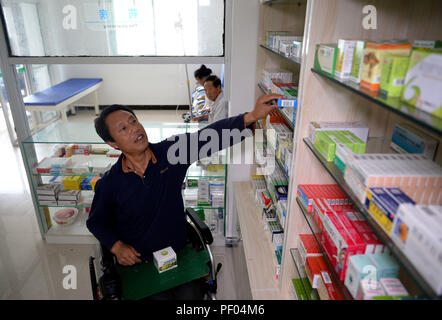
[89,208,222,300]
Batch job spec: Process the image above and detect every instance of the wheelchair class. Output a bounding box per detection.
[89,208,222,300]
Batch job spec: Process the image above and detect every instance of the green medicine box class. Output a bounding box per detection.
[380,55,410,97]
[314,44,338,77]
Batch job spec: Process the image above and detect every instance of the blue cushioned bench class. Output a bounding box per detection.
[23,78,103,123]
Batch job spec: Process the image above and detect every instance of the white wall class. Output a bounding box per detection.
[225,0,260,240]
[51,64,222,106]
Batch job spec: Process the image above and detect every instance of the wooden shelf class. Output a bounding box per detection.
[311,68,442,136]
[233,181,283,300]
[260,44,302,66]
[303,137,439,298]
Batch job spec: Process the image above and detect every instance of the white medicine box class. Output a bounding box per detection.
[153,247,177,273]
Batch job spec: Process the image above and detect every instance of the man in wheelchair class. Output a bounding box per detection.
[87,93,283,300]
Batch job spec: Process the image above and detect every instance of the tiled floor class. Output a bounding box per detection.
[0,108,246,300]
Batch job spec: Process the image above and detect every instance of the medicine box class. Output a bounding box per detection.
[292,41,303,58]
[365,187,415,235]
[344,211,385,253]
[275,185,288,201]
[360,42,412,91]
[391,204,442,294]
[58,189,80,201]
[379,55,410,97]
[265,31,290,48]
[380,278,409,298]
[334,143,354,173]
[356,279,386,300]
[319,208,366,281]
[305,256,322,289]
[336,40,357,79]
[391,123,439,160]
[37,184,60,196]
[315,255,344,300]
[314,131,337,162]
[292,279,308,300]
[412,40,442,49]
[350,41,366,83]
[153,247,177,274]
[62,176,84,190]
[277,99,297,108]
[344,254,374,298]
[369,253,399,280]
[298,234,322,264]
[402,48,442,119]
[314,44,338,77]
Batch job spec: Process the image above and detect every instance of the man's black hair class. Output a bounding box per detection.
[94,104,137,142]
[194,64,212,79]
[204,75,221,88]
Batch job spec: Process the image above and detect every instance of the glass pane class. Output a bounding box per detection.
[1,0,224,57]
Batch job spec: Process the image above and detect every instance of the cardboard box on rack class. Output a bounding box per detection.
[298,234,322,264]
[401,48,442,119]
[379,55,410,97]
[319,206,366,281]
[360,41,412,91]
[314,44,338,77]
[350,41,366,83]
[336,40,357,79]
[391,203,442,295]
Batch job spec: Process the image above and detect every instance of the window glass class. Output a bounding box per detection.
[1,0,224,57]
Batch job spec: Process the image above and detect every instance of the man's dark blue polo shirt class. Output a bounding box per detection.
[86,114,254,261]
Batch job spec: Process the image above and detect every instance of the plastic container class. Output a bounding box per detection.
[53,208,78,225]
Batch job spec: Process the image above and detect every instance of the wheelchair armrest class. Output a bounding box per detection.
[186,208,213,245]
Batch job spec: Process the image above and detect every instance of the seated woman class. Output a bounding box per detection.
[183,65,213,122]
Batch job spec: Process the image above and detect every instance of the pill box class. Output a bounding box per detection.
[153,247,178,273]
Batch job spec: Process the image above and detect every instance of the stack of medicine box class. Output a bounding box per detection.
[365,187,415,235]
[209,179,225,207]
[65,144,92,157]
[292,247,319,300]
[391,203,442,295]
[36,184,60,206]
[275,199,287,228]
[297,184,385,280]
[267,122,293,159]
[264,163,288,207]
[314,130,367,163]
[265,31,290,48]
[62,176,84,190]
[251,175,268,206]
[271,35,302,53]
[261,69,293,92]
[79,175,99,192]
[197,178,210,206]
[277,37,303,58]
[57,189,81,206]
[344,253,403,299]
[267,220,283,252]
[35,157,73,174]
[305,254,345,300]
[344,153,442,205]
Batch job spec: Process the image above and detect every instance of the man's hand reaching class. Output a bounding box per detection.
[110,240,142,266]
[244,94,286,127]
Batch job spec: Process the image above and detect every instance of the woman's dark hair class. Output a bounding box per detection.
[94,104,137,142]
[194,64,212,79]
[204,75,221,88]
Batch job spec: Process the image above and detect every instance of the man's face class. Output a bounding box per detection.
[204,81,221,101]
[105,110,148,153]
